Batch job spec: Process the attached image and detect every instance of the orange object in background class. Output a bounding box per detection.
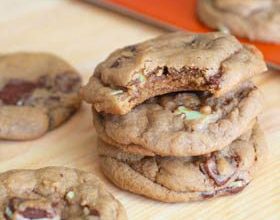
[92,0,279,65]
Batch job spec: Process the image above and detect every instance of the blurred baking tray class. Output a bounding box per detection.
[86,0,280,68]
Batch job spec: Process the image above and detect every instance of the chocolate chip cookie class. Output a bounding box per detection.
[81,32,266,115]
[0,52,81,140]
[197,0,280,43]
[93,81,263,156]
[98,123,267,202]
[0,167,127,220]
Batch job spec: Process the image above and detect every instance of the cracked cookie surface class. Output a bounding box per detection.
[93,82,263,156]
[98,123,267,202]
[0,52,81,140]
[0,167,127,220]
[81,32,266,115]
[197,0,280,43]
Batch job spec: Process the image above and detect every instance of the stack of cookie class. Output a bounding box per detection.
[81,32,268,202]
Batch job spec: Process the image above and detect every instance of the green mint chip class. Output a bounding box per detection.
[175,106,203,120]
[110,89,124,95]
[5,207,13,218]
[66,191,75,200]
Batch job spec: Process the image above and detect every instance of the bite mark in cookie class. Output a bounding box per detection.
[81,32,266,115]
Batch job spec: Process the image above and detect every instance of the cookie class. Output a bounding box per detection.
[98,123,267,202]
[0,52,81,140]
[0,167,127,220]
[81,32,266,115]
[93,81,263,156]
[197,0,280,43]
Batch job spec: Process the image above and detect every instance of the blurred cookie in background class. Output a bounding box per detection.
[197,0,280,43]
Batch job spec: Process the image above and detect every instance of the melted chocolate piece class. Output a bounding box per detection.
[218,180,248,196]
[225,181,247,194]
[20,207,54,219]
[4,198,19,218]
[0,73,80,106]
[203,154,237,186]
[90,208,100,217]
[5,197,57,219]
[201,179,248,199]
[201,192,215,199]
[0,80,37,105]
[208,72,222,87]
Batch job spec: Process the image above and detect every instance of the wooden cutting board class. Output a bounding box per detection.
[0,1,279,219]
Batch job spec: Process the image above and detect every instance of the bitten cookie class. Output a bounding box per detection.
[0,52,81,140]
[197,0,280,43]
[0,167,127,220]
[81,32,266,115]
[98,124,267,203]
[93,82,263,156]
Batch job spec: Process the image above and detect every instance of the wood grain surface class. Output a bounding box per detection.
[0,1,279,219]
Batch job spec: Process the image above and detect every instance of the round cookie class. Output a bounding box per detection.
[93,81,263,156]
[98,124,267,203]
[197,0,280,43]
[0,167,127,220]
[0,52,81,140]
[81,32,267,115]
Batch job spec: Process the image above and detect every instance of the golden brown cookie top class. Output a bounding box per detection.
[81,32,266,115]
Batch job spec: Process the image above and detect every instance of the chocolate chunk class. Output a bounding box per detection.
[203,154,237,186]
[20,208,53,219]
[83,206,100,217]
[0,80,37,105]
[162,66,169,75]
[218,180,248,195]
[201,192,215,199]
[20,207,54,219]
[7,198,19,212]
[54,73,80,93]
[4,198,19,219]
[90,208,100,217]
[5,198,57,220]
[208,72,222,87]
[202,180,247,199]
